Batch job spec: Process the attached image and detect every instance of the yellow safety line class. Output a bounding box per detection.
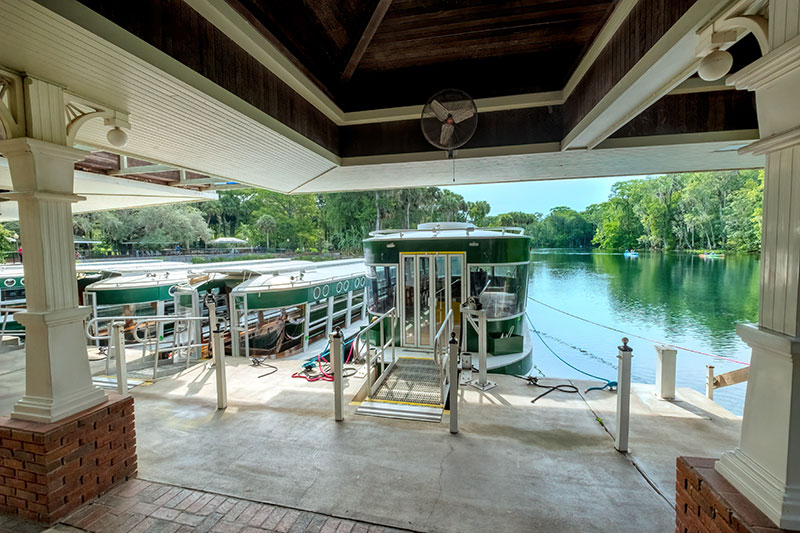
[398,356,435,361]
[366,398,444,408]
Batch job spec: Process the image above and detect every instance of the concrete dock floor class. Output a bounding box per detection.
[0,347,742,532]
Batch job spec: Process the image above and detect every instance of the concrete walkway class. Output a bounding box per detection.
[0,348,742,532]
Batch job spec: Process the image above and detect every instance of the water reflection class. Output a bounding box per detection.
[527,249,759,415]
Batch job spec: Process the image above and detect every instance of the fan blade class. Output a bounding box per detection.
[430,99,450,122]
[451,105,475,124]
[440,123,455,146]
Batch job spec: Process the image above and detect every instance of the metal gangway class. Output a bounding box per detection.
[354,307,457,422]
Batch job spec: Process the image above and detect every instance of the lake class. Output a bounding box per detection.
[526,249,759,415]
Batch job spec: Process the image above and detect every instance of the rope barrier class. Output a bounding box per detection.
[524,313,617,393]
[527,297,749,366]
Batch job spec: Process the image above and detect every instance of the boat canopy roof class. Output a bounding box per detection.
[233,259,365,294]
[365,222,526,242]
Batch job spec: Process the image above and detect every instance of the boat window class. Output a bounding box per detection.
[469,264,527,318]
[366,265,396,314]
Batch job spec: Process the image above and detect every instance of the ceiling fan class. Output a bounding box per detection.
[421,89,478,160]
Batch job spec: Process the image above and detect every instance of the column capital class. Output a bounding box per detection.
[0,137,88,195]
[0,136,88,162]
[727,35,800,92]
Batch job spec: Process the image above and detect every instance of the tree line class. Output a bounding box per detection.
[0,170,761,256]
[491,170,763,252]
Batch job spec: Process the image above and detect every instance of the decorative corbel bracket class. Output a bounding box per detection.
[64,93,130,147]
[696,15,769,58]
[0,68,26,139]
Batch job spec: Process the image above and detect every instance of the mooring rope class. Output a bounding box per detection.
[527,297,749,366]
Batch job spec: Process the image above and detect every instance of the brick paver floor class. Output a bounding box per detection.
[0,479,411,533]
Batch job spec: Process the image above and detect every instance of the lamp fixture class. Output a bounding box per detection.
[697,49,734,81]
[106,126,128,147]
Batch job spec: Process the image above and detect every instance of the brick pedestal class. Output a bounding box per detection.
[677,456,795,533]
[0,393,137,524]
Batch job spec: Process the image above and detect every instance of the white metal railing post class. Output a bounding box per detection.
[345,291,353,328]
[379,318,385,370]
[230,293,240,358]
[207,295,227,410]
[362,288,367,319]
[332,327,344,421]
[654,344,677,400]
[391,309,396,362]
[449,332,459,434]
[615,338,633,453]
[112,321,128,397]
[706,365,715,400]
[303,302,311,352]
[326,296,334,336]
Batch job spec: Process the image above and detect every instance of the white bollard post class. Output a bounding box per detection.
[112,321,128,397]
[470,310,496,391]
[615,337,633,453]
[654,345,677,400]
[207,295,227,410]
[449,333,459,434]
[331,328,343,422]
[706,365,715,400]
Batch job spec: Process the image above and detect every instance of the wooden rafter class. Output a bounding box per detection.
[341,0,392,81]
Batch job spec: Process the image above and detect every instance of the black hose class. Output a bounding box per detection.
[513,374,579,403]
[250,356,279,378]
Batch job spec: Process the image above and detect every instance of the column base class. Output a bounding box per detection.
[0,394,137,524]
[11,386,108,423]
[716,450,800,530]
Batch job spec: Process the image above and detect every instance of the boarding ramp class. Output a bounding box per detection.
[355,308,454,422]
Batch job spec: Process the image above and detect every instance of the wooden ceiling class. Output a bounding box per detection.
[227,0,618,111]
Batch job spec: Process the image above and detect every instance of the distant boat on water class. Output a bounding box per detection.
[699,252,725,259]
[624,250,639,258]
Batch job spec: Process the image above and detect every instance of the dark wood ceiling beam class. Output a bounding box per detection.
[341,0,393,81]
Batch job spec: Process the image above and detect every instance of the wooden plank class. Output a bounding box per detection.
[714,367,749,389]
[342,0,393,81]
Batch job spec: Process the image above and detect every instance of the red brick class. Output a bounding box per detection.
[1,439,22,451]
[22,442,45,454]
[11,430,35,443]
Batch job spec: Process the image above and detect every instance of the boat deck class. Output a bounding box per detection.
[0,347,741,532]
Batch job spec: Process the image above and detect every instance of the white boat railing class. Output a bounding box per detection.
[434,309,454,404]
[86,314,210,383]
[462,306,495,390]
[357,307,397,397]
[369,225,524,237]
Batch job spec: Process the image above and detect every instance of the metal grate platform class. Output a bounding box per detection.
[370,357,443,407]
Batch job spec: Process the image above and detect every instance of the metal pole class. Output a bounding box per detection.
[231,294,240,358]
[449,333,459,434]
[391,308,396,363]
[345,291,353,328]
[112,321,128,397]
[706,365,715,400]
[380,318,385,370]
[615,337,633,453]
[207,295,227,410]
[331,327,343,421]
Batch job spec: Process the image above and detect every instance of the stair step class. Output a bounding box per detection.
[355,400,443,423]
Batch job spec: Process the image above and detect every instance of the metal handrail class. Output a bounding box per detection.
[434,309,454,404]
[86,314,210,381]
[357,307,397,397]
[368,226,525,237]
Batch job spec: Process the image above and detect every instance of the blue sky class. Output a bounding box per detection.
[444,175,648,216]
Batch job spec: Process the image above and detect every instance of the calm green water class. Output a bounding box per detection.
[526,250,760,415]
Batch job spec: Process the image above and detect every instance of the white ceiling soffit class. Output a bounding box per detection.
[0,157,217,222]
[1,0,337,194]
[292,133,764,193]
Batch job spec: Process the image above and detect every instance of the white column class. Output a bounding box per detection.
[0,137,106,422]
[716,10,800,528]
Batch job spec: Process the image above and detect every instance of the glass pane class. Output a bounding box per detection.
[366,265,396,314]
[434,255,447,337]
[403,257,415,345]
[418,256,431,346]
[470,263,529,318]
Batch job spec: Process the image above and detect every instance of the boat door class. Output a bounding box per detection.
[399,253,465,349]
